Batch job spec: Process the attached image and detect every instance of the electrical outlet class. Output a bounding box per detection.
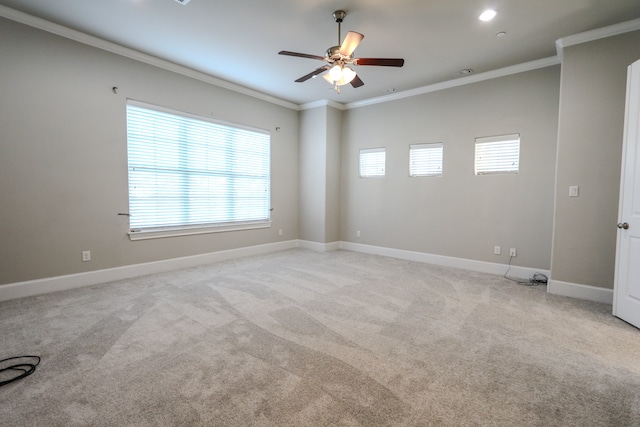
[278,229,283,236]
[494,246,501,255]
[356,230,361,238]
[510,248,517,257]
[82,250,91,262]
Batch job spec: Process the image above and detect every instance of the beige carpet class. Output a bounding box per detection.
[1,249,638,426]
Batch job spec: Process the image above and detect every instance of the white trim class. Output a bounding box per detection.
[0,5,299,111]
[3,240,613,305]
[3,4,639,112]
[345,57,561,110]
[299,100,346,111]
[0,240,298,302]
[547,280,614,304]
[556,18,640,57]
[128,222,272,240]
[298,240,341,252]
[339,241,549,280]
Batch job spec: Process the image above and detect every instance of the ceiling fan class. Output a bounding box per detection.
[278,10,405,93]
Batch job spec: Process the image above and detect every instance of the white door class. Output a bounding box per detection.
[614,59,640,329]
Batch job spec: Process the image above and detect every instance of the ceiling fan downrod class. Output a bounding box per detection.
[333,10,346,45]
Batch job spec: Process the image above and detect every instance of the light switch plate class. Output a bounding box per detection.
[569,186,579,197]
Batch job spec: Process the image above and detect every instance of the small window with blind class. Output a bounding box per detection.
[474,134,520,175]
[126,100,271,239]
[359,148,386,178]
[410,143,443,177]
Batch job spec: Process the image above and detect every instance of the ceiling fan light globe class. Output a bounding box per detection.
[323,67,357,86]
[342,67,356,84]
[329,65,343,81]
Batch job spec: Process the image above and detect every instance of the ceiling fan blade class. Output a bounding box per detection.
[339,31,364,57]
[354,58,405,67]
[350,74,364,88]
[279,51,326,61]
[295,65,330,83]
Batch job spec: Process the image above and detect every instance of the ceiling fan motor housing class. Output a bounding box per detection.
[326,46,351,62]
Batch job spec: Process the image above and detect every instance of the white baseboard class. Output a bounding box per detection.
[6,239,607,305]
[0,240,298,302]
[339,242,550,280]
[298,240,341,252]
[547,279,613,304]
[341,242,613,304]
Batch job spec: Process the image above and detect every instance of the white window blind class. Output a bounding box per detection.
[474,134,520,175]
[360,148,386,178]
[410,143,443,177]
[126,101,270,235]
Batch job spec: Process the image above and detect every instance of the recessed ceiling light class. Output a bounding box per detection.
[479,9,497,21]
[458,69,473,76]
[496,31,507,37]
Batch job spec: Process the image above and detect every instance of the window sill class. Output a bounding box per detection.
[128,221,272,241]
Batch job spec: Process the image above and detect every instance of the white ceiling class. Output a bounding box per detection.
[2,0,640,106]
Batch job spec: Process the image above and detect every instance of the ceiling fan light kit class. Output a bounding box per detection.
[326,65,356,84]
[322,65,356,93]
[278,10,404,93]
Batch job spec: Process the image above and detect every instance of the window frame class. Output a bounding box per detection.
[125,100,271,240]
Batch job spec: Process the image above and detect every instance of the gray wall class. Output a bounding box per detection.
[299,107,326,243]
[325,106,342,244]
[552,30,640,288]
[0,18,299,285]
[298,105,342,244]
[340,67,561,269]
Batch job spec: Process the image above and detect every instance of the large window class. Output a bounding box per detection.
[359,148,386,178]
[126,101,271,239]
[474,134,520,175]
[410,143,443,177]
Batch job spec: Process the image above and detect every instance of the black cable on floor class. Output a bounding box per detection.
[0,356,41,387]
[504,255,548,286]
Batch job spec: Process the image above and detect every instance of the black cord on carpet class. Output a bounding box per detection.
[504,255,548,286]
[0,356,41,387]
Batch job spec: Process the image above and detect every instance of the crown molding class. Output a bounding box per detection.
[0,5,299,111]
[345,56,561,110]
[556,18,640,59]
[3,4,638,112]
[299,99,346,111]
